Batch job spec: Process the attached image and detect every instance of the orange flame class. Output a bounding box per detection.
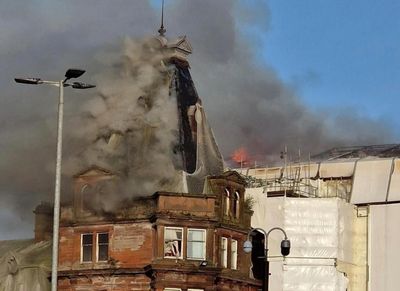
[231,147,249,164]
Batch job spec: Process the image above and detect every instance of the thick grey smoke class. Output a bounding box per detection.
[0,0,159,237]
[166,0,393,164]
[64,37,185,211]
[0,0,394,238]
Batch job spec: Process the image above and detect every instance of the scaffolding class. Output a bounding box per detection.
[238,163,352,202]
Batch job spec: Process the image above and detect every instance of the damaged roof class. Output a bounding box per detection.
[312,144,400,161]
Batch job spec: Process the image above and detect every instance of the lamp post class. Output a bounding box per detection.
[15,69,95,291]
[243,227,291,291]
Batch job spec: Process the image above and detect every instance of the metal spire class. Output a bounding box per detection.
[158,0,166,36]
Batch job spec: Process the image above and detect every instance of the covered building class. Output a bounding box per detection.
[240,144,400,291]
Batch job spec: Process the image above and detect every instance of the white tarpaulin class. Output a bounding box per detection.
[246,191,352,291]
[284,198,339,258]
[290,164,319,179]
[283,264,348,291]
[369,203,400,291]
[319,161,355,178]
[238,163,319,181]
[248,194,353,260]
[387,159,400,201]
[350,159,393,204]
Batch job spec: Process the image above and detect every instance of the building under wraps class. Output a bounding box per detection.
[241,144,400,291]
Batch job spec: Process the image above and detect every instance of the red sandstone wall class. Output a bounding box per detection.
[157,194,216,217]
[58,274,151,290]
[58,222,153,271]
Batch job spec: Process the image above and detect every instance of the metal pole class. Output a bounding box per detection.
[246,228,269,291]
[264,248,269,291]
[51,80,64,291]
[15,73,94,291]
[246,227,288,291]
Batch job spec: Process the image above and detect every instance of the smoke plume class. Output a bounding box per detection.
[166,0,393,165]
[0,0,394,238]
[64,37,185,211]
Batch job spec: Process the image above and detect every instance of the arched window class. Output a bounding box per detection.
[80,184,92,212]
[224,188,230,216]
[233,191,240,218]
[80,183,103,211]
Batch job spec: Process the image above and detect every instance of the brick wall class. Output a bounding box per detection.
[157,193,216,218]
[58,222,153,271]
[56,169,260,290]
[58,274,151,290]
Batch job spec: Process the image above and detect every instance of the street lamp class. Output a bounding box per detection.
[14,69,95,291]
[243,227,290,291]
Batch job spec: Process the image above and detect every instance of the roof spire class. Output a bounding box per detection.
[158,0,166,36]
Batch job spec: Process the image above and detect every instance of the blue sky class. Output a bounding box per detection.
[150,0,400,135]
[259,0,400,129]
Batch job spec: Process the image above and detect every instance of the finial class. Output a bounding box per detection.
[158,0,166,36]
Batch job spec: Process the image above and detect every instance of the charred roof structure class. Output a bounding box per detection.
[158,34,225,193]
[67,33,224,205]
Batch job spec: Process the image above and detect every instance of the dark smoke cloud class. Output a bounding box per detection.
[166,0,393,162]
[0,0,394,238]
[0,0,158,238]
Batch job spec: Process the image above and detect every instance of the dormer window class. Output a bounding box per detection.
[224,188,230,216]
[233,191,240,218]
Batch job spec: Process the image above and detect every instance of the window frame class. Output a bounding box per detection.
[81,233,93,263]
[96,232,109,262]
[231,239,238,270]
[224,188,231,216]
[164,227,184,259]
[220,236,228,268]
[233,191,240,218]
[81,232,109,263]
[187,228,207,260]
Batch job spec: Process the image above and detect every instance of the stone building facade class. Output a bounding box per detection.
[0,30,262,290]
[56,168,260,290]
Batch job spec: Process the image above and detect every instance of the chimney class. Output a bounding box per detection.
[33,202,53,242]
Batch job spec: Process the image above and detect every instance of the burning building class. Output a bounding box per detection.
[0,29,260,290]
[55,31,259,290]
